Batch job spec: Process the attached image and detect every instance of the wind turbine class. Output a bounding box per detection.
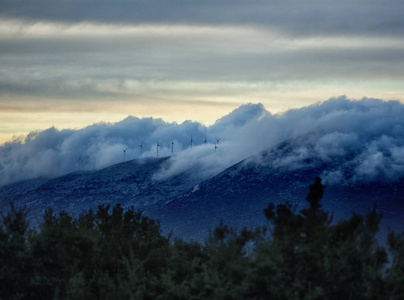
[122,148,128,162]
[171,141,174,154]
[190,135,196,149]
[157,141,160,157]
[204,135,207,144]
[139,142,143,157]
[215,137,221,144]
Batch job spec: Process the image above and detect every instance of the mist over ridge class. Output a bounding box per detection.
[1,96,404,187]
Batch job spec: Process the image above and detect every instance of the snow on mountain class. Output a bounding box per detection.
[0,136,403,243]
[0,157,201,225]
[158,137,404,242]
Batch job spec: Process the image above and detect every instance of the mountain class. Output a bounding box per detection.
[0,157,200,226]
[1,137,404,244]
[158,138,404,241]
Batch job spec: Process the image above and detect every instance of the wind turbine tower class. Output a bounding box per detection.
[122,148,127,162]
[171,141,174,154]
[215,142,218,152]
[190,135,196,149]
[157,141,160,157]
[204,135,207,144]
[139,142,143,157]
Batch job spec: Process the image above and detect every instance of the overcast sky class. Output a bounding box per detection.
[0,0,403,144]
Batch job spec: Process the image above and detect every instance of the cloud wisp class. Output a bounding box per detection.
[1,97,404,187]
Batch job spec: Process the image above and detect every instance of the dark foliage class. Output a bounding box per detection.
[1,178,403,299]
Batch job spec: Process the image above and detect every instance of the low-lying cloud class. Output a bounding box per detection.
[1,97,404,186]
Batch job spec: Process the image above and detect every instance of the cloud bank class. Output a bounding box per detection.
[1,1,403,119]
[1,0,403,38]
[1,97,404,186]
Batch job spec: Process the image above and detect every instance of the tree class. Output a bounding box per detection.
[0,178,401,299]
[387,231,404,299]
[253,177,388,299]
[0,204,32,300]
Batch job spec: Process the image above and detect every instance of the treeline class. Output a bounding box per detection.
[1,178,404,299]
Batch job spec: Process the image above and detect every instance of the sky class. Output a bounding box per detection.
[0,0,403,144]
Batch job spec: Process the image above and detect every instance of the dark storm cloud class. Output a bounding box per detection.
[1,0,403,37]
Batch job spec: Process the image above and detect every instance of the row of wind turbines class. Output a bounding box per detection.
[122,136,221,161]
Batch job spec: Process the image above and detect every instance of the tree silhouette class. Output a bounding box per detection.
[0,178,402,299]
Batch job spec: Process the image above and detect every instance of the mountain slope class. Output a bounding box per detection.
[1,138,404,244]
[0,157,200,224]
[158,139,404,241]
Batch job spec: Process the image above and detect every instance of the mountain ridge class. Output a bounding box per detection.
[1,138,404,243]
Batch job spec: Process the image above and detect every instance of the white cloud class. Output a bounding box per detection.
[2,97,404,187]
[155,97,404,185]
